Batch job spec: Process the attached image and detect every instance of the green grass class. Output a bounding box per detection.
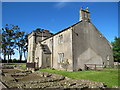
[3,63,25,65]
[39,68,119,88]
[2,63,26,69]
[2,63,119,88]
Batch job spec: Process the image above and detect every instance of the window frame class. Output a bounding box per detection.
[58,53,64,63]
[58,34,63,44]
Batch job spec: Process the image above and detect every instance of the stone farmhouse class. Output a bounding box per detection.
[27,7,114,71]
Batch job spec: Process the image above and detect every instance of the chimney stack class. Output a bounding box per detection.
[79,7,90,21]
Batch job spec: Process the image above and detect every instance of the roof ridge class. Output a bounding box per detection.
[40,21,82,42]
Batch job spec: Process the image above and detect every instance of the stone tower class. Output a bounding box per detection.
[27,29,53,69]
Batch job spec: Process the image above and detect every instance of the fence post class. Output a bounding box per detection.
[85,64,86,70]
[95,64,96,70]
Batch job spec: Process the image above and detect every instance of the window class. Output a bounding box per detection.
[58,53,64,63]
[58,35,63,44]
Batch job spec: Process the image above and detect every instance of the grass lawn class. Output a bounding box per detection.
[2,63,26,69]
[39,68,119,88]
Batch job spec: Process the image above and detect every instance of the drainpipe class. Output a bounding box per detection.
[52,37,54,68]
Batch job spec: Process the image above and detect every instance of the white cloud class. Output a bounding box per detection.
[54,2,67,8]
[54,0,71,8]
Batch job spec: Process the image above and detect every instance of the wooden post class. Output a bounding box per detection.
[95,64,96,70]
[85,64,86,70]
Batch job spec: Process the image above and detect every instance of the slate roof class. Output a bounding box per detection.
[40,44,51,54]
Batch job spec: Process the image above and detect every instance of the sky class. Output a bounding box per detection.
[2,2,118,59]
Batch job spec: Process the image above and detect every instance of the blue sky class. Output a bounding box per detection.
[2,2,118,59]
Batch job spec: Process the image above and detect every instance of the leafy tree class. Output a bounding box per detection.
[60,59,70,71]
[1,28,7,61]
[2,24,16,63]
[15,27,28,62]
[112,37,120,62]
[2,24,28,62]
[23,34,28,61]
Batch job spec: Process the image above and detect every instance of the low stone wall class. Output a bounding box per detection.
[2,66,14,69]
[1,69,107,89]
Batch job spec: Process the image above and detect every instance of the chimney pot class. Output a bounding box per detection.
[80,7,83,10]
[86,7,89,12]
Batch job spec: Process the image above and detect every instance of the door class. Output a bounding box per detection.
[45,55,51,67]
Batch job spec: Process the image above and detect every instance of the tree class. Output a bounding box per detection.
[1,28,7,61]
[15,27,28,62]
[112,37,120,62]
[2,24,16,62]
[60,59,70,71]
[23,34,28,61]
[2,24,28,62]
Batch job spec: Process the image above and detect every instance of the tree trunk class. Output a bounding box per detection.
[7,47,10,63]
[3,54,6,63]
[10,55,11,60]
[19,53,22,62]
[24,51,27,61]
[7,55,9,63]
[4,55,6,61]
